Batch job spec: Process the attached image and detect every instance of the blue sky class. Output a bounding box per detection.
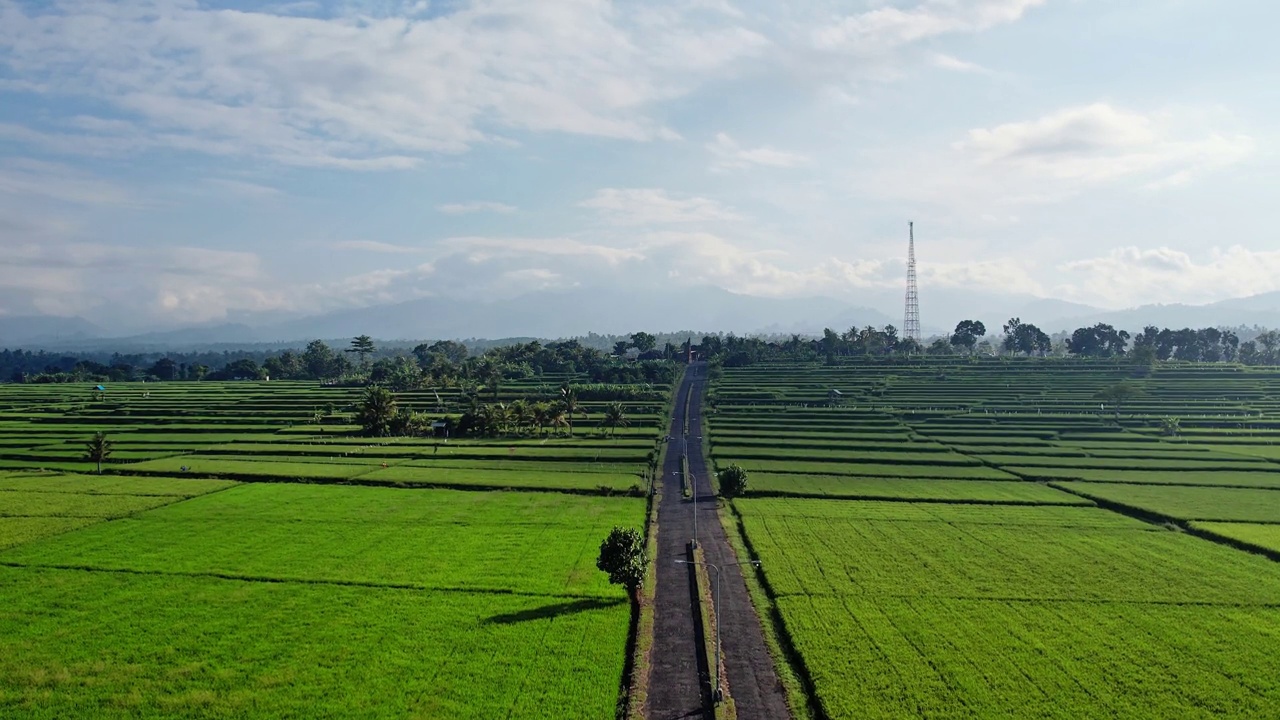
[0,0,1275,330]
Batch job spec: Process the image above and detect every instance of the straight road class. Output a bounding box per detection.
[646,362,791,720]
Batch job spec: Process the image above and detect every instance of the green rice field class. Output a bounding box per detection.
[0,376,667,718]
[711,358,1280,719]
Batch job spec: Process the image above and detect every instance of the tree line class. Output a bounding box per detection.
[5,332,681,387]
[691,322,1280,366]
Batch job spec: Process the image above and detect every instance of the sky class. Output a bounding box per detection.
[0,0,1277,332]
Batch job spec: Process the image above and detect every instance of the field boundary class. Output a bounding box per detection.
[0,560,626,599]
[618,446,663,720]
[99,468,648,496]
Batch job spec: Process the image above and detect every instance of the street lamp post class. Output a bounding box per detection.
[676,558,762,703]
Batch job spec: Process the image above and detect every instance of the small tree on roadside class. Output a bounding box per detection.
[596,526,648,601]
[717,464,748,499]
[85,432,113,475]
[357,385,398,436]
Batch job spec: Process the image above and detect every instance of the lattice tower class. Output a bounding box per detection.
[903,221,921,344]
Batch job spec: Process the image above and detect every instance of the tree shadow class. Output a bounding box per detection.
[482,597,625,625]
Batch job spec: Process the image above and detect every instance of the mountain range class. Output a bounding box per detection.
[5,286,1280,351]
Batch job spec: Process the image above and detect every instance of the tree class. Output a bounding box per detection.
[1067,323,1130,358]
[85,432,113,474]
[602,401,629,438]
[1159,416,1181,437]
[478,360,504,400]
[347,335,376,368]
[927,338,953,356]
[561,384,585,436]
[1003,317,1051,356]
[148,357,178,381]
[304,340,340,379]
[629,331,657,353]
[357,385,398,436]
[1095,381,1142,418]
[612,340,631,357]
[950,320,986,352]
[1002,318,1023,354]
[596,526,648,600]
[717,464,748,498]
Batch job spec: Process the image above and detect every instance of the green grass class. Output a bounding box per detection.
[0,484,643,598]
[0,491,179,519]
[1192,522,1280,554]
[355,464,642,492]
[734,497,1280,719]
[1054,482,1280,523]
[0,474,236,497]
[0,518,97,550]
[776,595,1280,719]
[0,567,628,719]
[1002,466,1280,488]
[744,474,1089,504]
[725,459,1017,480]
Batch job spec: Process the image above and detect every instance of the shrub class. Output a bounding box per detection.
[717,464,748,499]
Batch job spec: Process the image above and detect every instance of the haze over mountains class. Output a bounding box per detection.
[6,287,1280,351]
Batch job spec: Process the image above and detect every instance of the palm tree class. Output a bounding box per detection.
[479,360,504,401]
[85,432,113,474]
[509,399,533,435]
[357,385,398,436]
[560,384,586,436]
[531,402,550,436]
[549,407,570,437]
[602,401,629,438]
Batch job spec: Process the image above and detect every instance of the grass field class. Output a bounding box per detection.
[712,358,1280,719]
[0,377,667,718]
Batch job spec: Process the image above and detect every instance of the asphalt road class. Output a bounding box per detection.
[646,363,791,720]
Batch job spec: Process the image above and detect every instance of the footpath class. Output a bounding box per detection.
[645,363,791,720]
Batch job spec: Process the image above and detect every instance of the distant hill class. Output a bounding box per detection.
[0,315,102,347]
[262,286,897,342]
[8,286,1280,351]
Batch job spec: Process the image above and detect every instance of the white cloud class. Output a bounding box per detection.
[867,104,1255,212]
[0,0,767,168]
[444,236,644,266]
[707,132,809,172]
[331,240,427,254]
[580,188,740,225]
[205,178,282,199]
[436,201,517,215]
[814,0,1045,52]
[0,158,137,207]
[921,258,1044,296]
[1057,246,1280,308]
[0,240,278,322]
[955,104,1253,184]
[931,53,991,74]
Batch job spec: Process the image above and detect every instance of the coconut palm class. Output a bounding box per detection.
[602,401,629,438]
[560,384,587,436]
[84,432,113,475]
[549,407,571,437]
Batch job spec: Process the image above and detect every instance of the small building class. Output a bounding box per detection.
[828,389,844,407]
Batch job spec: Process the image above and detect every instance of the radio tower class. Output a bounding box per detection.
[903,221,921,344]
